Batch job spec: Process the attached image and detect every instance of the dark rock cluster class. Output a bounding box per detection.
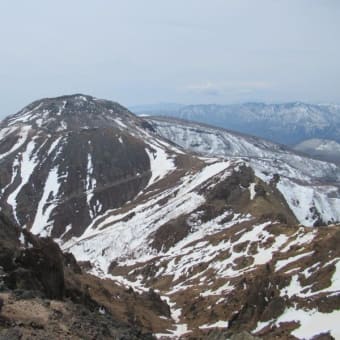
[0,212,160,339]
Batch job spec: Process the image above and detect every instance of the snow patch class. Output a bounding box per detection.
[275,307,340,339]
[249,183,256,200]
[275,251,314,272]
[199,320,229,329]
[145,142,176,187]
[31,167,61,237]
[86,153,97,219]
[7,140,39,221]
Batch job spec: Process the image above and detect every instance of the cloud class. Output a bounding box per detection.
[185,82,221,96]
[184,81,272,97]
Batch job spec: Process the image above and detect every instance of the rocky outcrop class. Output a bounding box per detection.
[0,215,66,300]
[0,212,170,338]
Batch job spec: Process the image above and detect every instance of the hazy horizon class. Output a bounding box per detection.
[2,94,340,121]
[1,0,339,118]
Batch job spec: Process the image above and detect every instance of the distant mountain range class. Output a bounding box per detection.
[130,102,340,146]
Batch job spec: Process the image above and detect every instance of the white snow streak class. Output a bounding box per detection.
[145,142,176,187]
[7,140,39,221]
[31,167,61,237]
[199,321,229,329]
[275,251,314,272]
[86,153,97,219]
[0,126,31,160]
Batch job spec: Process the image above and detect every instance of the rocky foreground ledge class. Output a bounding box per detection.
[0,212,163,339]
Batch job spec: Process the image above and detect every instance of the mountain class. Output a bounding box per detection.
[0,95,339,339]
[147,116,340,227]
[132,102,340,145]
[0,94,173,239]
[294,138,340,165]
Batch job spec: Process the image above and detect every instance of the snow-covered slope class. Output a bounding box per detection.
[123,218,340,339]
[294,138,340,165]
[132,102,340,145]
[64,159,340,339]
[147,116,340,227]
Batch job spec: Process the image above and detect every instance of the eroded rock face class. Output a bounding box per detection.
[230,332,262,340]
[0,293,155,340]
[9,231,65,299]
[0,214,19,271]
[0,216,66,300]
[150,216,191,252]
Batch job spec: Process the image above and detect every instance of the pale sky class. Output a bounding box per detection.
[0,0,339,118]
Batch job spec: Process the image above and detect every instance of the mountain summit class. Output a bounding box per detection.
[2,94,141,132]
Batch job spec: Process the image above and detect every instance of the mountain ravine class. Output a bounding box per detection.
[0,94,339,339]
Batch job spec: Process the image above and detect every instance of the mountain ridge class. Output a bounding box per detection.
[0,94,339,338]
[1,94,141,133]
[131,101,340,145]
